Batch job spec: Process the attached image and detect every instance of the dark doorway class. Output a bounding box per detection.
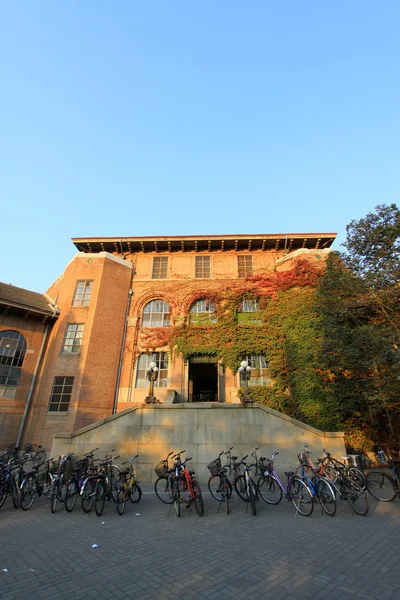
[189,358,218,402]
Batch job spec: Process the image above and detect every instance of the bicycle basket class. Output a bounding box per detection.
[207,457,221,476]
[154,460,168,478]
[389,460,400,477]
[297,452,308,466]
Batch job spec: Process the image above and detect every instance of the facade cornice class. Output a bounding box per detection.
[72,232,337,255]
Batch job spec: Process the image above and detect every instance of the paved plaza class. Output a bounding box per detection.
[0,485,399,600]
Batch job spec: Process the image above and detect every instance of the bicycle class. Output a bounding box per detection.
[0,459,22,509]
[296,451,336,516]
[365,458,400,502]
[257,451,314,516]
[119,455,142,509]
[20,458,55,510]
[154,451,182,504]
[23,443,46,467]
[50,453,74,513]
[233,456,258,516]
[328,468,369,515]
[62,448,100,512]
[320,448,365,487]
[93,455,122,517]
[207,451,232,501]
[173,456,204,517]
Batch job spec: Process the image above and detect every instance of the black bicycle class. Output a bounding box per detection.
[20,458,55,510]
[366,458,400,502]
[50,453,74,513]
[207,453,232,514]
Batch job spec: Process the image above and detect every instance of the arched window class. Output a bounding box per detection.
[0,330,27,387]
[142,300,170,327]
[189,298,217,324]
[238,298,261,325]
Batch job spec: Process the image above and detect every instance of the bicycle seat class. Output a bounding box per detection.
[189,469,195,475]
[285,471,294,477]
[231,456,237,461]
[218,468,228,475]
[341,456,349,460]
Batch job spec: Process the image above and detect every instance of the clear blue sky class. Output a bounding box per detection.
[1,1,399,292]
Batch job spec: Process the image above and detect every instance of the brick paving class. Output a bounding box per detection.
[0,485,399,599]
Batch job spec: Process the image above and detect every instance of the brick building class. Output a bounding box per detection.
[0,232,336,450]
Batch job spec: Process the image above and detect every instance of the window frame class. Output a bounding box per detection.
[238,298,262,325]
[152,257,168,279]
[62,323,85,353]
[195,256,211,279]
[237,255,253,278]
[189,298,217,325]
[141,300,171,328]
[0,330,27,387]
[245,354,270,386]
[72,280,93,307]
[135,352,169,388]
[48,376,74,412]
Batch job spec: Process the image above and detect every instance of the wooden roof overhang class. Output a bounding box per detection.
[72,233,337,255]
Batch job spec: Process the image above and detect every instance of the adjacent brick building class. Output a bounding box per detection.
[0,232,336,450]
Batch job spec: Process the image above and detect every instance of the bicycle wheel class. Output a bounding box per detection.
[257,475,283,505]
[346,467,366,488]
[51,482,58,513]
[94,480,106,517]
[20,476,36,511]
[366,471,396,502]
[35,451,46,467]
[193,481,204,516]
[323,464,337,483]
[129,483,142,503]
[208,475,224,501]
[316,478,336,516]
[155,477,173,504]
[173,481,180,517]
[65,479,78,512]
[81,478,96,513]
[11,476,21,509]
[234,475,248,501]
[346,481,369,516]
[248,479,256,516]
[0,484,6,509]
[116,489,126,515]
[290,477,314,517]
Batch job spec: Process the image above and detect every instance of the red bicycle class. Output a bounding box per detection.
[176,455,204,517]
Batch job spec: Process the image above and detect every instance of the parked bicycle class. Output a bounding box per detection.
[296,450,336,516]
[20,458,55,510]
[154,451,178,504]
[119,454,142,508]
[365,457,400,502]
[0,459,21,509]
[320,448,365,487]
[93,454,122,517]
[233,455,258,515]
[50,453,74,513]
[207,453,232,514]
[257,451,314,516]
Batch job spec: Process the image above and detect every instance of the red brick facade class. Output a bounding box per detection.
[0,233,335,451]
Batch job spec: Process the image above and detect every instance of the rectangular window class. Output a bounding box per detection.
[246,355,269,386]
[62,324,85,353]
[135,353,168,388]
[48,376,74,412]
[195,256,210,278]
[72,280,93,307]
[152,257,168,279]
[238,256,253,277]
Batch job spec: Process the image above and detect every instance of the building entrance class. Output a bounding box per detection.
[188,356,218,402]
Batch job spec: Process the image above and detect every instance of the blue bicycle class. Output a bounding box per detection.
[297,450,337,516]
